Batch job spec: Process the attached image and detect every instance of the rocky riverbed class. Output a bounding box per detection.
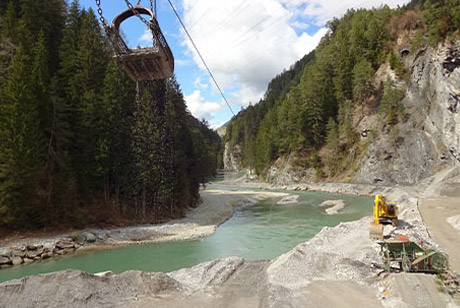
[0,189,288,271]
[1,168,459,307]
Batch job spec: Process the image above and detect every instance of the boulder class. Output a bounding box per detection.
[43,243,54,250]
[0,248,11,256]
[82,232,96,243]
[12,249,26,258]
[55,239,75,250]
[0,256,12,265]
[41,252,53,259]
[23,258,34,264]
[319,199,346,215]
[55,248,74,255]
[277,195,300,205]
[26,247,44,259]
[26,245,38,251]
[12,257,23,265]
[94,271,114,277]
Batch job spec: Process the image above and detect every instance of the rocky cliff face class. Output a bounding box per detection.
[358,39,460,185]
[225,40,460,186]
[265,155,315,185]
[223,142,242,172]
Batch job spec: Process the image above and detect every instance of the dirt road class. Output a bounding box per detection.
[419,198,460,272]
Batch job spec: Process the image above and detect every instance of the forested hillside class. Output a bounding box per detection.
[223,0,460,179]
[0,0,220,230]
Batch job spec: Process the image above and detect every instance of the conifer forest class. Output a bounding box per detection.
[0,0,220,230]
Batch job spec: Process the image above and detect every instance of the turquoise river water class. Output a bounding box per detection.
[0,188,371,283]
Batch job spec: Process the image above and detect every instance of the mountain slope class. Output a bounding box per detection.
[222,0,460,185]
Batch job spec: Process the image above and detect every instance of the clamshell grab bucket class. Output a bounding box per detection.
[107,6,174,81]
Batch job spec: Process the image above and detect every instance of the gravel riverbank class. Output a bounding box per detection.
[0,189,288,269]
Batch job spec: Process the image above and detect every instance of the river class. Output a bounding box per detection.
[0,187,371,283]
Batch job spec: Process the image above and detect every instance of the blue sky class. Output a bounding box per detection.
[80,0,409,128]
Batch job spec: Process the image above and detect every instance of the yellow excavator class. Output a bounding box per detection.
[369,194,398,239]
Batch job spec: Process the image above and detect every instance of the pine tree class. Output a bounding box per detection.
[18,0,66,73]
[423,0,459,45]
[325,117,340,176]
[352,59,374,102]
[379,79,406,125]
[52,0,83,164]
[131,80,169,219]
[32,30,51,135]
[0,45,45,227]
[325,117,339,151]
[69,8,110,197]
[1,1,17,40]
[101,59,135,207]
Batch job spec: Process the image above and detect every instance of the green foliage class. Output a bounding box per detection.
[310,152,324,179]
[379,79,406,125]
[325,117,339,150]
[0,45,45,227]
[1,2,17,40]
[0,1,220,229]
[352,59,375,101]
[388,51,405,78]
[324,117,342,176]
[424,0,460,45]
[411,29,428,52]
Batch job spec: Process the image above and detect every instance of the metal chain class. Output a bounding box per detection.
[95,0,109,29]
[123,0,152,27]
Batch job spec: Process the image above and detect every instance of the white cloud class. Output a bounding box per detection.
[184,90,222,120]
[209,120,226,130]
[278,0,410,25]
[175,58,194,67]
[139,29,152,47]
[181,0,410,106]
[194,77,209,89]
[291,21,310,30]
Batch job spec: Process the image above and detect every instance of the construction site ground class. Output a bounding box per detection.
[420,197,460,273]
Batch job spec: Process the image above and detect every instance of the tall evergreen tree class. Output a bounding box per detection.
[131,81,169,219]
[352,59,375,102]
[0,45,45,227]
[101,59,135,207]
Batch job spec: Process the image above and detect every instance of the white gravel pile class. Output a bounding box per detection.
[267,217,381,290]
[169,257,245,293]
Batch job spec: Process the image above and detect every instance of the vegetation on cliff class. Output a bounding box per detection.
[0,0,220,230]
[223,0,459,178]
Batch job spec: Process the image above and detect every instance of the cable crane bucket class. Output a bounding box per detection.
[106,5,174,82]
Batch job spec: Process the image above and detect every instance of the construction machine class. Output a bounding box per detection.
[369,194,398,239]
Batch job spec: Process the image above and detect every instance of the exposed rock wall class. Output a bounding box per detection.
[358,39,460,185]
[223,142,242,172]
[265,155,315,185]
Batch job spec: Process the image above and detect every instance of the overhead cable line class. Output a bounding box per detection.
[166,0,236,117]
